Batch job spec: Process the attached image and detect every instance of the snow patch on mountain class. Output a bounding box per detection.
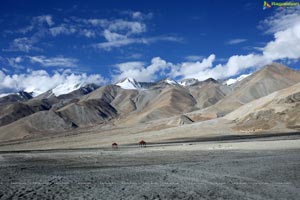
[164,78,178,85]
[224,73,252,86]
[116,78,142,90]
[52,82,84,96]
[179,78,198,86]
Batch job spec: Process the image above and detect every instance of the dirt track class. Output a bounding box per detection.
[1,139,300,200]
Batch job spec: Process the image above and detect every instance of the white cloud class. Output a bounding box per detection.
[258,7,300,34]
[93,38,136,50]
[171,54,216,80]
[128,53,143,59]
[4,37,39,52]
[49,17,147,39]
[226,38,247,45]
[0,69,107,96]
[27,56,78,67]
[103,30,127,42]
[146,36,182,43]
[114,11,300,82]
[34,15,54,26]
[113,57,172,82]
[48,18,146,39]
[132,12,144,19]
[3,15,55,52]
[87,15,180,50]
[13,15,53,35]
[184,55,204,61]
[107,20,146,35]
[49,24,96,38]
[112,53,265,82]
[86,19,109,27]
[169,8,300,81]
[2,56,79,69]
[4,12,180,52]
[80,29,96,38]
[93,36,182,51]
[263,23,300,60]
[7,57,25,69]
[49,25,76,36]
[123,11,153,20]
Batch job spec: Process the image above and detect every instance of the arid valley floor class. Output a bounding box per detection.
[1,134,300,200]
[1,63,300,199]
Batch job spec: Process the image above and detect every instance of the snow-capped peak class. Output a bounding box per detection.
[179,78,199,86]
[224,73,252,86]
[52,82,85,96]
[116,78,142,90]
[163,78,179,85]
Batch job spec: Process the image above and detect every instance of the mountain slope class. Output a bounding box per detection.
[57,99,117,127]
[188,78,231,109]
[82,85,138,114]
[1,62,300,143]
[0,111,71,142]
[0,91,32,106]
[225,81,300,131]
[200,63,300,117]
[34,83,99,101]
[167,115,194,125]
[116,78,142,90]
[81,83,197,124]
[180,78,199,86]
[127,86,197,123]
[224,73,252,86]
[0,99,52,127]
[0,84,99,127]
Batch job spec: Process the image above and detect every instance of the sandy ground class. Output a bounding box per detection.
[0,118,232,151]
[0,137,300,200]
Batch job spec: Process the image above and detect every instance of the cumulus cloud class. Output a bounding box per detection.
[114,8,300,82]
[262,22,300,60]
[113,57,172,82]
[171,54,216,80]
[0,69,107,96]
[113,54,218,82]
[112,8,300,82]
[169,8,300,81]
[258,7,300,34]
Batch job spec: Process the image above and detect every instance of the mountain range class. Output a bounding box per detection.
[0,62,300,146]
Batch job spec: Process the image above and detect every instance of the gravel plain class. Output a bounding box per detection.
[0,138,300,200]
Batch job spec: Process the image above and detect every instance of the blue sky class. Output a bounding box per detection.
[0,0,300,94]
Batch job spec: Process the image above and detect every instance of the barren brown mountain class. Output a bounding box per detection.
[197,63,300,118]
[0,63,300,144]
[225,81,300,131]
